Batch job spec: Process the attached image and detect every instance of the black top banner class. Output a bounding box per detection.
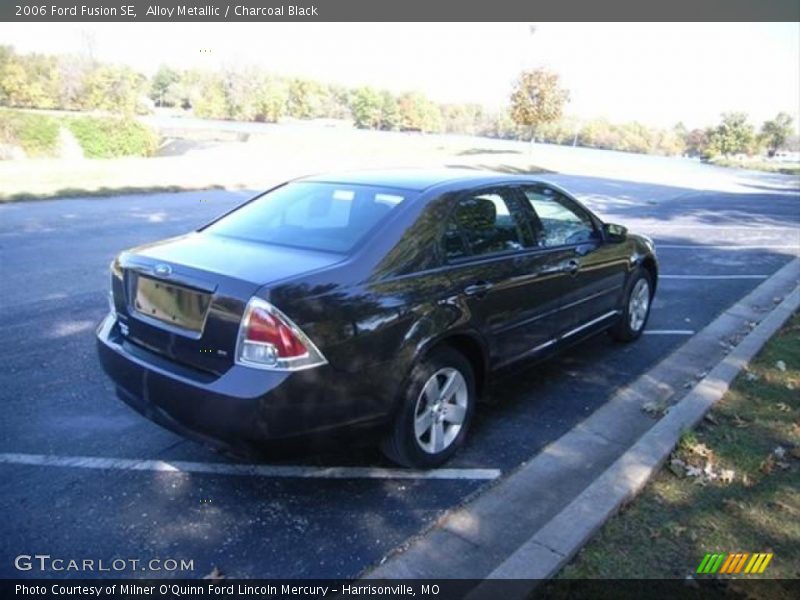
[3,0,799,22]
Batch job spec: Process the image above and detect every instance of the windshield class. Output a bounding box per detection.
[204,182,411,253]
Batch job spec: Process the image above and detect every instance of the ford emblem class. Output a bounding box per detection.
[154,264,172,277]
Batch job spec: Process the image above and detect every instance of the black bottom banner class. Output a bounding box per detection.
[3,579,799,600]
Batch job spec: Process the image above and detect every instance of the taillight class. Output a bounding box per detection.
[235,297,327,371]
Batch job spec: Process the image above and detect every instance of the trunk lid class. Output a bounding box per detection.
[113,232,342,375]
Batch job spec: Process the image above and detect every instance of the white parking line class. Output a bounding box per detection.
[644,330,695,335]
[660,274,769,280]
[0,452,501,481]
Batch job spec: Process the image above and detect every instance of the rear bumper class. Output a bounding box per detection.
[96,314,391,451]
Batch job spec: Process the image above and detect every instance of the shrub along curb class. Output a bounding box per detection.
[0,109,158,159]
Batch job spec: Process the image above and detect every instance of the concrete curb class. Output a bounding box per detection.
[364,258,799,586]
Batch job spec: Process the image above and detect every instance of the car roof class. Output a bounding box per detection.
[298,168,548,192]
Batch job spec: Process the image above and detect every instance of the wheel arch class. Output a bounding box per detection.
[641,255,658,294]
[419,331,489,401]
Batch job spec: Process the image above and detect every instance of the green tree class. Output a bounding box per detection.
[760,112,793,156]
[254,76,288,122]
[82,65,144,114]
[683,128,707,158]
[397,92,441,132]
[150,65,180,107]
[0,51,59,109]
[379,90,400,131]
[509,68,570,141]
[287,78,326,119]
[320,83,352,120]
[476,111,518,139]
[350,86,383,129]
[441,103,483,135]
[166,69,204,110]
[221,67,263,120]
[705,112,756,157]
[192,72,227,119]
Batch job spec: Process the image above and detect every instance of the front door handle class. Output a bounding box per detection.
[563,259,580,275]
[464,281,494,296]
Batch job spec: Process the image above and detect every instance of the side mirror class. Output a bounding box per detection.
[603,222,628,243]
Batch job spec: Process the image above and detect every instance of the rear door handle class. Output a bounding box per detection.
[464,281,494,296]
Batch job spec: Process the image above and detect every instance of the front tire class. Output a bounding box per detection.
[382,347,476,469]
[610,268,653,342]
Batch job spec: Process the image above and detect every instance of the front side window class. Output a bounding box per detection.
[203,182,409,253]
[444,190,530,260]
[522,186,597,247]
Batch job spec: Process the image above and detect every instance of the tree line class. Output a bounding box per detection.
[0,46,795,159]
[507,68,796,158]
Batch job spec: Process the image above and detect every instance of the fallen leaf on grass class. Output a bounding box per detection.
[776,360,787,372]
[745,371,759,382]
[719,469,735,484]
[733,413,751,428]
[760,455,775,474]
[774,446,787,459]
[686,465,703,478]
[687,442,714,458]
[776,402,791,413]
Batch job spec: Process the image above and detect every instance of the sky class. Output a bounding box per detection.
[2,22,798,130]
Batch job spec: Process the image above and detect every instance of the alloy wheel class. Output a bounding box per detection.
[628,278,651,332]
[413,367,468,454]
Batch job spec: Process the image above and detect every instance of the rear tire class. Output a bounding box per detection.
[382,347,476,469]
[610,268,653,342]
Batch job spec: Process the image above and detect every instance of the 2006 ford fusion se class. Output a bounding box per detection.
[97,169,657,468]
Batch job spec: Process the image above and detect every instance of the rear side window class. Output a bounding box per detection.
[444,190,532,260]
[204,182,409,253]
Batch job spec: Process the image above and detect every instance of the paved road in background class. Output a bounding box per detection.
[1,163,797,578]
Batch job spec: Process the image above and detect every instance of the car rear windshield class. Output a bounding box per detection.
[203,182,411,253]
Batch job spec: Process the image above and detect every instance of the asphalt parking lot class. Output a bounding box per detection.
[1,167,798,579]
